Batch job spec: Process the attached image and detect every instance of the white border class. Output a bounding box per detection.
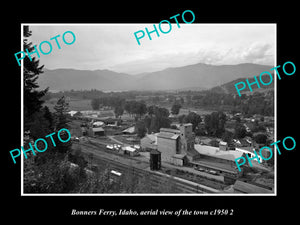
[21,24,24,195]
[21,23,277,196]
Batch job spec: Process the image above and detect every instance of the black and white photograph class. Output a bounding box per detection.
[3,3,299,223]
[21,24,276,195]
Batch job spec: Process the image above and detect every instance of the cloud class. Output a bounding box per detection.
[28,24,276,73]
[110,43,275,74]
[191,43,274,66]
[241,42,272,62]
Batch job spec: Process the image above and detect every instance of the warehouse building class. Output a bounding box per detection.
[193,144,246,176]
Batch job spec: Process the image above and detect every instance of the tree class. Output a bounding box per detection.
[222,130,234,144]
[178,114,186,124]
[141,105,172,134]
[24,153,86,193]
[54,96,69,130]
[29,111,51,140]
[147,105,155,115]
[144,115,152,133]
[114,105,124,118]
[149,116,160,133]
[124,101,146,118]
[53,96,71,154]
[234,123,247,139]
[134,101,147,118]
[183,112,202,131]
[23,25,48,130]
[43,106,54,130]
[135,120,147,138]
[68,149,88,169]
[171,103,181,115]
[154,106,169,118]
[254,133,268,144]
[204,111,226,137]
[91,98,100,110]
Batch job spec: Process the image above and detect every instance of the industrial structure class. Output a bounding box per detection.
[141,123,247,176]
[156,123,196,166]
[149,149,161,171]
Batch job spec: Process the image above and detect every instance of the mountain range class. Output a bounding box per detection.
[38,63,272,92]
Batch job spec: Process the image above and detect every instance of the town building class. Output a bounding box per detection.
[140,124,246,175]
[120,146,139,156]
[87,120,105,136]
[92,127,105,136]
[193,144,245,176]
[140,124,196,166]
[156,123,196,166]
[219,141,228,151]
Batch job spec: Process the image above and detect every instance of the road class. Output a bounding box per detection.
[107,135,124,145]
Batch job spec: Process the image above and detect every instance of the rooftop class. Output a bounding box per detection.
[172,154,187,159]
[192,159,237,174]
[93,121,104,127]
[122,126,135,134]
[159,128,180,134]
[92,127,104,132]
[194,144,244,162]
[157,132,180,140]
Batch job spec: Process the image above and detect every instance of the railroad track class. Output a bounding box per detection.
[76,141,220,194]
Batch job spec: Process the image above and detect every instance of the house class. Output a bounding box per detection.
[104,118,119,126]
[67,110,78,117]
[219,141,228,151]
[233,138,252,151]
[121,146,140,156]
[92,127,105,136]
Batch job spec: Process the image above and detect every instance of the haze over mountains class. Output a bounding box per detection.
[39,63,272,92]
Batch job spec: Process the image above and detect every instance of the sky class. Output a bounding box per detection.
[27,24,276,75]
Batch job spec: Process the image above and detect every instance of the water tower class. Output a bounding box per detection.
[150,149,161,171]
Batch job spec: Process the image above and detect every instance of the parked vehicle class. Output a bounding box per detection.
[106,144,114,150]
